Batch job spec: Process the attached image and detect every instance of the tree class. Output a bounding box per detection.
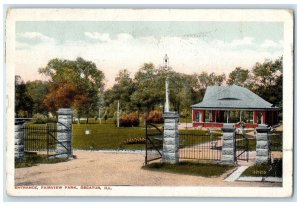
[104,69,136,116]
[227,67,251,87]
[25,80,49,115]
[15,75,34,117]
[39,57,105,120]
[131,63,164,112]
[251,57,283,107]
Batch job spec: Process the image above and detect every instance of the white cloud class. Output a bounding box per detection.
[84,32,110,42]
[17,32,55,43]
[261,39,283,48]
[15,34,283,88]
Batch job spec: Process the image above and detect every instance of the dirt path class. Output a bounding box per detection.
[15,150,280,187]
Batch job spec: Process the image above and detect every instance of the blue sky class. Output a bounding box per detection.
[15,21,284,87]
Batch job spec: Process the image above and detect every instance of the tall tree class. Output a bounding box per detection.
[227,67,251,87]
[251,57,283,107]
[25,80,49,115]
[15,75,34,117]
[39,57,105,120]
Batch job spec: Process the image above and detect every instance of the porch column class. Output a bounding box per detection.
[239,111,242,122]
[221,123,236,164]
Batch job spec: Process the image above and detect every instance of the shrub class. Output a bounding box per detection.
[118,112,140,127]
[123,137,146,145]
[30,113,56,124]
[145,110,164,124]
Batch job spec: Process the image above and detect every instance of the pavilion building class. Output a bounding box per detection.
[191,85,279,128]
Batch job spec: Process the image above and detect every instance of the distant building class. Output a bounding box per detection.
[191,85,279,128]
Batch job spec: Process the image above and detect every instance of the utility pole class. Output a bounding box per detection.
[117,100,120,127]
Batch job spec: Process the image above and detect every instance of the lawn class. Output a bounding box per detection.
[72,123,146,150]
[241,159,282,177]
[15,152,69,168]
[142,161,235,177]
[245,132,283,151]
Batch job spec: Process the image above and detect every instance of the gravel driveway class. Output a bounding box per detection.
[15,150,280,187]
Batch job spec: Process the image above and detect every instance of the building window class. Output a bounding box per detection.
[196,112,200,122]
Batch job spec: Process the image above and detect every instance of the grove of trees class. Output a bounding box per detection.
[15,56,283,122]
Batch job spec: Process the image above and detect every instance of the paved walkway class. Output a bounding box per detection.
[15,150,281,187]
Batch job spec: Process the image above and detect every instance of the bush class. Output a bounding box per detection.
[118,112,140,127]
[145,110,164,124]
[30,113,52,124]
[123,137,146,145]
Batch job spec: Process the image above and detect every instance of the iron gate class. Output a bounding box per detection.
[179,131,222,161]
[145,123,163,164]
[23,122,72,158]
[235,133,249,162]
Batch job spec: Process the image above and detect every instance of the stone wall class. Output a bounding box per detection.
[15,124,25,161]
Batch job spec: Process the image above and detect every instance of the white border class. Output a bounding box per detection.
[5,8,294,197]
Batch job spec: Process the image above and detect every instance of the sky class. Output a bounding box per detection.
[15,21,284,88]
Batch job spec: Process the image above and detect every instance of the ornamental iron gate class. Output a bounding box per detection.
[22,122,72,158]
[179,131,222,161]
[235,133,249,162]
[145,123,163,164]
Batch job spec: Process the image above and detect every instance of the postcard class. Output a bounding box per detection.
[5,8,294,197]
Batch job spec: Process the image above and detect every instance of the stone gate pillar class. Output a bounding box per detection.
[56,108,73,158]
[256,124,271,164]
[162,111,179,164]
[15,123,25,161]
[221,123,236,164]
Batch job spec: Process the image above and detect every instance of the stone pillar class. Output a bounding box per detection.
[221,123,236,164]
[256,124,271,164]
[162,111,179,164]
[56,108,73,158]
[15,123,25,161]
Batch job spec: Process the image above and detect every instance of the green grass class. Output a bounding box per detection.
[72,123,146,150]
[15,152,69,168]
[241,160,282,177]
[142,161,235,177]
[245,132,283,151]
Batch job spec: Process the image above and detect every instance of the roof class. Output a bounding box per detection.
[191,85,278,110]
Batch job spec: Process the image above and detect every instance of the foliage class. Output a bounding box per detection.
[142,161,235,177]
[118,112,140,127]
[25,80,49,115]
[227,67,251,87]
[15,75,34,117]
[145,110,164,124]
[39,57,105,118]
[30,113,49,124]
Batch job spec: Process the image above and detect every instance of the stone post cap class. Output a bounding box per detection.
[57,108,73,115]
[163,111,179,118]
[256,124,270,133]
[221,123,236,132]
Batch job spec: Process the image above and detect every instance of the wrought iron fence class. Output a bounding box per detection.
[179,131,222,161]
